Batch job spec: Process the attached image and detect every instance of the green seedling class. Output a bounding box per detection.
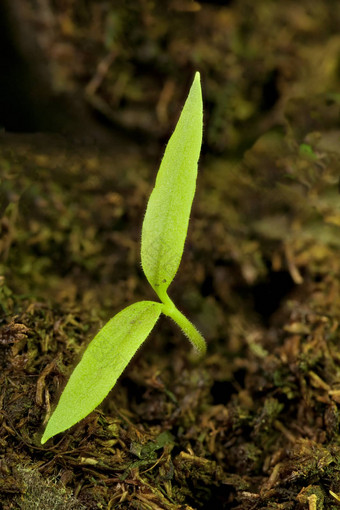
[41,72,205,444]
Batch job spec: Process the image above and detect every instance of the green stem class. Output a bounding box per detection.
[161,293,206,356]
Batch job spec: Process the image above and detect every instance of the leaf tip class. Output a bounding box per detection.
[40,432,49,445]
[41,421,58,444]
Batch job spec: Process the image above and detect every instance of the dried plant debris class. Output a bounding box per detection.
[0,320,29,345]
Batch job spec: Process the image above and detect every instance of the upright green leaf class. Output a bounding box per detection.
[41,301,162,443]
[141,72,203,302]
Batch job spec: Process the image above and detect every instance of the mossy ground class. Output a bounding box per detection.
[1,1,340,509]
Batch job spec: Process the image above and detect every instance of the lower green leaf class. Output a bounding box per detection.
[41,300,163,443]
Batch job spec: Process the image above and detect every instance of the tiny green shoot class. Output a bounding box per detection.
[41,72,205,444]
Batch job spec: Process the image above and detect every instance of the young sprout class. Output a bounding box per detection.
[41,72,205,444]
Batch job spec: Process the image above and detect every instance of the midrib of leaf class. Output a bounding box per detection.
[151,123,193,299]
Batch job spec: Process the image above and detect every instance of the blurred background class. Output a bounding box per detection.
[2,0,340,153]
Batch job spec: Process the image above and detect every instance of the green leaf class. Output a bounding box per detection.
[41,301,162,443]
[141,72,203,302]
